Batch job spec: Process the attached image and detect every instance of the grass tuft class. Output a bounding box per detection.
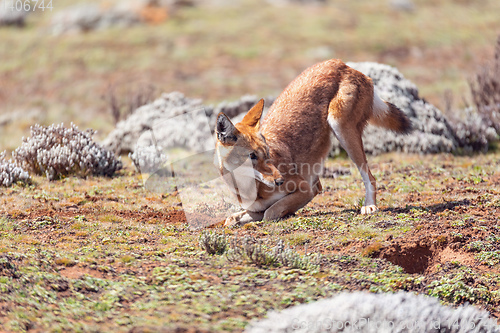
[199,231,228,255]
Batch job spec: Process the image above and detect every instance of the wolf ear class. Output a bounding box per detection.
[216,112,238,144]
[240,99,264,128]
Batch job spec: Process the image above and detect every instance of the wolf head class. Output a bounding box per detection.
[215,99,284,188]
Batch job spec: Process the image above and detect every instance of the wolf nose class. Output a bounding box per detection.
[275,178,284,186]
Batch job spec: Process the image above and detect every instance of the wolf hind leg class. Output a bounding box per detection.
[328,117,377,214]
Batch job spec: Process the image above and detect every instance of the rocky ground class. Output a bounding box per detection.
[0,151,498,332]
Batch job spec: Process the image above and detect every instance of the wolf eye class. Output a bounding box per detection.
[249,152,257,160]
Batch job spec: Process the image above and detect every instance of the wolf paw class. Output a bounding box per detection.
[224,211,260,227]
[361,205,378,215]
[263,208,284,221]
[224,212,245,227]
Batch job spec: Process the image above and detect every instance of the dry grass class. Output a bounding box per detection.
[469,35,500,136]
[1,0,500,151]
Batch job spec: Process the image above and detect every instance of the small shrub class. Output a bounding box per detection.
[54,258,77,267]
[226,236,277,266]
[426,271,493,305]
[286,232,312,246]
[469,35,500,138]
[361,241,383,257]
[467,241,491,252]
[120,255,135,263]
[199,231,228,255]
[129,144,167,174]
[442,36,500,153]
[445,106,497,153]
[0,151,30,187]
[226,237,320,270]
[104,81,156,125]
[13,123,122,180]
[0,255,20,278]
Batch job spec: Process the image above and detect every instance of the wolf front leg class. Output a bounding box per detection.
[224,210,264,227]
[263,177,316,221]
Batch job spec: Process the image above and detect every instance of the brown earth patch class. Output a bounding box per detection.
[59,266,107,280]
[426,247,478,273]
[16,206,188,225]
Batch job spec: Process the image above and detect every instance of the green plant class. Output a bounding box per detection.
[426,271,493,305]
[226,237,319,270]
[467,241,492,252]
[475,251,500,266]
[199,231,228,255]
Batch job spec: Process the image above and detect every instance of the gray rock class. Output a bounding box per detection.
[245,291,500,333]
[0,109,41,127]
[49,1,196,34]
[50,4,141,35]
[103,92,206,155]
[0,0,29,27]
[104,92,275,158]
[389,0,415,12]
[348,62,459,155]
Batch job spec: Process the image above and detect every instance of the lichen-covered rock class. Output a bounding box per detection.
[103,92,206,155]
[13,123,122,180]
[0,0,29,27]
[49,1,195,34]
[347,62,460,155]
[236,63,490,155]
[350,62,498,154]
[0,151,30,187]
[389,0,415,12]
[246,291,500,333]
[49,3,141,35]
[103,92,274,157]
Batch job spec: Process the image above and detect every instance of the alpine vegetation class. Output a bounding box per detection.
[245,291,500,333]
[129,144,168,174]
[0,151,30,187]
[226,237,320,270]
[469,35,500,139]
[199,231,228,255]
[13,123,122,180]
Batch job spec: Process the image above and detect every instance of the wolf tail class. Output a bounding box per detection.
[369,91,412,134]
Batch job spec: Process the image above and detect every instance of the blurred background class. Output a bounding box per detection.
[1,0,499,151]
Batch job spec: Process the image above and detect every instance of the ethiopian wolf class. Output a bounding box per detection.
[215,59,412,226]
